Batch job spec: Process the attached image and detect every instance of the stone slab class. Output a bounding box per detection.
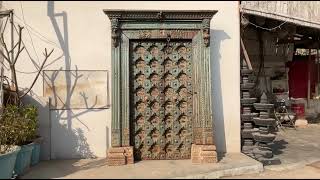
[191,144,218,164]
[106,146,134,166]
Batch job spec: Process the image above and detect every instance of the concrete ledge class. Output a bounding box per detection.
[265,158,320,171]
[173,154,263,179]
[23,153,263,179]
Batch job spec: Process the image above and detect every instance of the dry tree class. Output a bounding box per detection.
[0,22,54,106]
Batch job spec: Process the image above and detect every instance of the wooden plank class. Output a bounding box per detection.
[241,1,320,29]
[307,48,311,108]
[240,37,253,70]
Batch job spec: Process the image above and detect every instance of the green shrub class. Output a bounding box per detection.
[0,105,38,154]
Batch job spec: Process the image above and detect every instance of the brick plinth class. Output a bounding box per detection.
[106,146,134,166]
[191,144,218,164]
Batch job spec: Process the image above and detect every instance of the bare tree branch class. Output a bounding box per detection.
[11,63,19,100]
[0,19,55,106]
[13,46,24,65]
[0,33,11,64]
[13,25,24,65]
[0,49,9,61]
[8,41,19,54]
[20,48,54,98]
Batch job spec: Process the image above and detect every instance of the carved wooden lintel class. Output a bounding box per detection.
[104,10,217,21]
[138,30,152,39]
[202,19,211,47]
[157,11,165,20]
[105,11,217,48]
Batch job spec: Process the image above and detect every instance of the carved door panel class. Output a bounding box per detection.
[130,40,194,160]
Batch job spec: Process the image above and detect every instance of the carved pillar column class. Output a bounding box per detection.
[107,16,134,166]
[110,17,121,147]
[191,18,217,164]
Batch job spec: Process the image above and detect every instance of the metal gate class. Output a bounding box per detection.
[130,40,194,160]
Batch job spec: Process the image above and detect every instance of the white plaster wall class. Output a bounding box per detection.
[2,1,240,159]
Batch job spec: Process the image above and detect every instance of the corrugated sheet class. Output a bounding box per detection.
[241,1,320,29]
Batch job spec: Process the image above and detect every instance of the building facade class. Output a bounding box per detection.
[0,1,241,160]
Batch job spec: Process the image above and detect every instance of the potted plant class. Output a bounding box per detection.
[0,146,21,179]
[1,104,35,176]
[0,111,21,179]
[0,15,53,177]
[22,105,43,166]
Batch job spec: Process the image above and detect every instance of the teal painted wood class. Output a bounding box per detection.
[130,41,194,160]
[111,46,122,147]
[121,34,130,146]
[122,30,200,40]
[192,32,201,128]
[120,22,202,30]
[204,42,213,128]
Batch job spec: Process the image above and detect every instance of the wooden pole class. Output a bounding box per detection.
[10,11,14,88]
[307,48,311,108]
[317,47,319,98]
[0,67,3,113]
[240,37,253,70]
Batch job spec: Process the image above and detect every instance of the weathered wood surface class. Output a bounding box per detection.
[241,1,320,29]
[105,10,217,153]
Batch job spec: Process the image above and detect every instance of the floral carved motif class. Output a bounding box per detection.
[202,19,211,47]
[110,18,120,47]
[138,30,152,39]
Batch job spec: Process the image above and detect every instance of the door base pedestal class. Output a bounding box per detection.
[106,146,134,166]
[191,144,218,164]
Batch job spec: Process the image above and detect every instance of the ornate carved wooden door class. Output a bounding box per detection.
[104,10,218,166]
[130,40,194,160]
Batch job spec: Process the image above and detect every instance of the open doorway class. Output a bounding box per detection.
[240,12,320,167]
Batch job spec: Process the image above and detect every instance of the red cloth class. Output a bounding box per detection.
[287,55,317,98]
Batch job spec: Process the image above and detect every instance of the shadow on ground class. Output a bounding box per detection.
[22,158,108,179]
[266,124,320,170]
[270,139,288,156]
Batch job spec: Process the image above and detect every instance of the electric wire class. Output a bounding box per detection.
[241,13,288,32]
[13,13,62,49]
[20,1,40,64]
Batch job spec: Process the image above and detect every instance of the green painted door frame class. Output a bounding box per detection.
[103,10,218,148]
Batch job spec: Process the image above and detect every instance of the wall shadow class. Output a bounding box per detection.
[44,1,107,160]
[23,89,108,178]
[210,29,231,157]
